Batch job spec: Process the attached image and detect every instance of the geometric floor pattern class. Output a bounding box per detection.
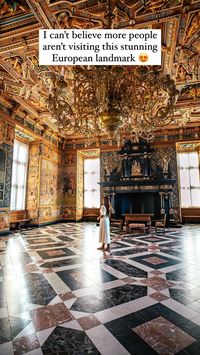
[0,222,200,354]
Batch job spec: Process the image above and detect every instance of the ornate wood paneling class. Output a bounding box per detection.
[0,0,200,142]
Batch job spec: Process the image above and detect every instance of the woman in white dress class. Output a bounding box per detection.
[97,196,111,253]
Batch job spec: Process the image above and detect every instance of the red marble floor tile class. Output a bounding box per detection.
[30,302,74,331]
[77,315,101,330]
[144,256,168,265]
[150,270,164,276]
[149,292,169,302]
[133,316,195,355]
[121,277,137,284]
[27,239,52,244]
[59,292,77,301]
[145,237,161,241]
[35,260,45,264]
[41,268,54,273]
[13,333,40,355]
[25,264,39,273]
[148,245,160,251]
[70,271,83,282]
[46,250,66,257]
[140,276,174,290]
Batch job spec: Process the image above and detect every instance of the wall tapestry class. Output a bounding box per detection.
[40,158,58,205]
[0,148,6,201]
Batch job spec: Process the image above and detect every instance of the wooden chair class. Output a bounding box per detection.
[155,214,167,234]
[110,217,123,231]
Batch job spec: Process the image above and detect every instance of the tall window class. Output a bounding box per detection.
[84,158,100,208]
[10,140,29,210]
[178,151,200,207]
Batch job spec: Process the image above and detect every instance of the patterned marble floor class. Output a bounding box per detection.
[0,223,200,355]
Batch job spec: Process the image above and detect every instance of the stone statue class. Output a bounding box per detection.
[162,157,170,173]
[131,161,142,176]
[122,155,132,178]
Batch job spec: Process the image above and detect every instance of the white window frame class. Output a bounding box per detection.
[178,151,200,207]
[84,158,100,208]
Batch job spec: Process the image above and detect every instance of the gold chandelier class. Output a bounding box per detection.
[43,66,179,143]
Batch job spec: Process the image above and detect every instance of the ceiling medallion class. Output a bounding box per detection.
[43,66,178,144]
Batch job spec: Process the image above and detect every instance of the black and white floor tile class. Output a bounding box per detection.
[0,222,200,354]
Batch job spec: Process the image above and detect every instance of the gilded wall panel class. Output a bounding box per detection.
[40,143,60,164]
[76,155,83,221]
[40,158,58,205]
[62,152,77,165]
[26,142,40,224]
[0,120,15,146]
[60,149,77,220]
[60,205,76,219]
[39,207,52,222]
[60,164,77,220]
[0,212,9,233]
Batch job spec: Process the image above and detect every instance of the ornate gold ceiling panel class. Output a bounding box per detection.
[0,0,200,140]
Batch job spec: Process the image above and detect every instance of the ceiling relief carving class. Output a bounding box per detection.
[136,0,183,16]
[0,1,29,17]
[0,0,200,142]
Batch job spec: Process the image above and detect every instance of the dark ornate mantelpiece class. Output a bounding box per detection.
[99,179,177,221]
[99,179,176,192]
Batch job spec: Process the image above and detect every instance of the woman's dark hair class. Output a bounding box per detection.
[104,196,110,215]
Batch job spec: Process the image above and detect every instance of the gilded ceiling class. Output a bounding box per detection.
[0,0,200,141]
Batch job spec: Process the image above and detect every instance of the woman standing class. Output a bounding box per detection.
[97,196,111,253]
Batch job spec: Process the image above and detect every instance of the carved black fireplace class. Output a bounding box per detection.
[98,179,177,221]
[114,192,160,218]
[99,139,178,222]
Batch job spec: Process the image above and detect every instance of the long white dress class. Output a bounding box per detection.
[99,205,110,244]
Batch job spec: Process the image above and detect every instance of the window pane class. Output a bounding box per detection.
[10,140,29,211]
[178,151,200,207]
[179,169,190,187]
[189,152,199,167]
[181,188,191,207]
[84,158,100,208]
[190,168,200,186]
[191,188,200,207]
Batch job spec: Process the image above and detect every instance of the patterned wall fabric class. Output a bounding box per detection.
[0,119,14,235]
[0,143,13,209]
